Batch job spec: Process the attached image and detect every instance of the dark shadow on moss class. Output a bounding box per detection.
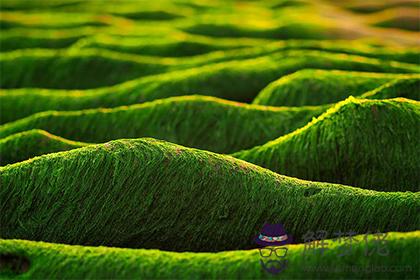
[0,253,30,275]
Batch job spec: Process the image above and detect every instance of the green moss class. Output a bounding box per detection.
[0,129,87,166]
[74,37,420,62]
[360,77,420,100]
[253,70,419,106]
[72,34,269,57]
[1,231,419,279]
[1,138,419,251]
[0,32,85,52]
[1,50,418,123]
[0,49,175,89]
[0,11,110,30]
[0,95,328,154]
[0,0,84,11]
[234,98,420,192]
[3,45,420,90]
[3,28,419,63]
[179,22,338,40]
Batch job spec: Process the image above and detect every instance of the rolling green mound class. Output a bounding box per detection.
[0,96,329,154]
[0,32,84,52]
[70,34,267,57]
[360,76,420,100]
[0,0,86,11]
[0,129,87,166]
[1,138,419,251]
[234,98,420,192]
[1,231,419,279]
[1,51,419,123]
[0,11,112,30]
[177,22,342,40]
[253,70,420,106]
[3,29,419,63]
[0,49,175,89]
[73,37,420,62]
[2,48,418,90]
[1,0,419,278]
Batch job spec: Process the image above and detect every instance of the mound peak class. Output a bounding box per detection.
[234,97,420,191]
[1,138,418,251]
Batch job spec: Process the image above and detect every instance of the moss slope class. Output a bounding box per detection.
[2,48,418,90]
[1,231,419,279]
[0,138,418,251]
[253,70,419,106]
[0,129,87,166]
[3,29,419,63]
[75,37,420,63]
[234,98,420,192]
[360,77,420,100]
[1,50,418,123]
[0,95,329,154]
[0,49,174,89]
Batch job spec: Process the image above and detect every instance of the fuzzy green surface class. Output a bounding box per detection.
[1,51,419,123]
[0,5,358,41]
[0,95,329,154]
[75,37,420,63]
[0,49,174,89]
[1,138,419,251]
[2,48,418,90]
[234,97,420,192]
[70,34,267,57]
[253,69,419,106]
[0,129,87,166]
[0,32,84,52]
[3,28,420,63]
[1,231,419,279]
[360,77,420,100]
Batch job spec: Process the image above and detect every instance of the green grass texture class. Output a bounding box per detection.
[0,129,87,166]
[359,77,420,100]
[0,95,329,154]
[1,48,418,89]
[1,231,419,279]
[0,31,84,52]
[0,8,364,41]
[1,51,419,123]
[2,28,420,63]
[1,138,419,251]
[234,97,420,192]
[253,70,420,106]
[73,37,420,62]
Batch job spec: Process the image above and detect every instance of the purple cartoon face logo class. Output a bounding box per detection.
[255,223,292,275]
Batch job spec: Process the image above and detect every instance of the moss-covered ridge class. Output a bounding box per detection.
[2,48,418,90]
[70,34,269,57]
[360,77,420,100]
[75,37,420,62]
[1,50,419,123]
[0,129,87,166]
[253,69,420,106]
[1,138,419,251]
[0,31,85,52]
[1,231,419,279]
[234,97,420,192]
[0,95,329,154]
[3,28,420,63]
[0,49,176,89]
